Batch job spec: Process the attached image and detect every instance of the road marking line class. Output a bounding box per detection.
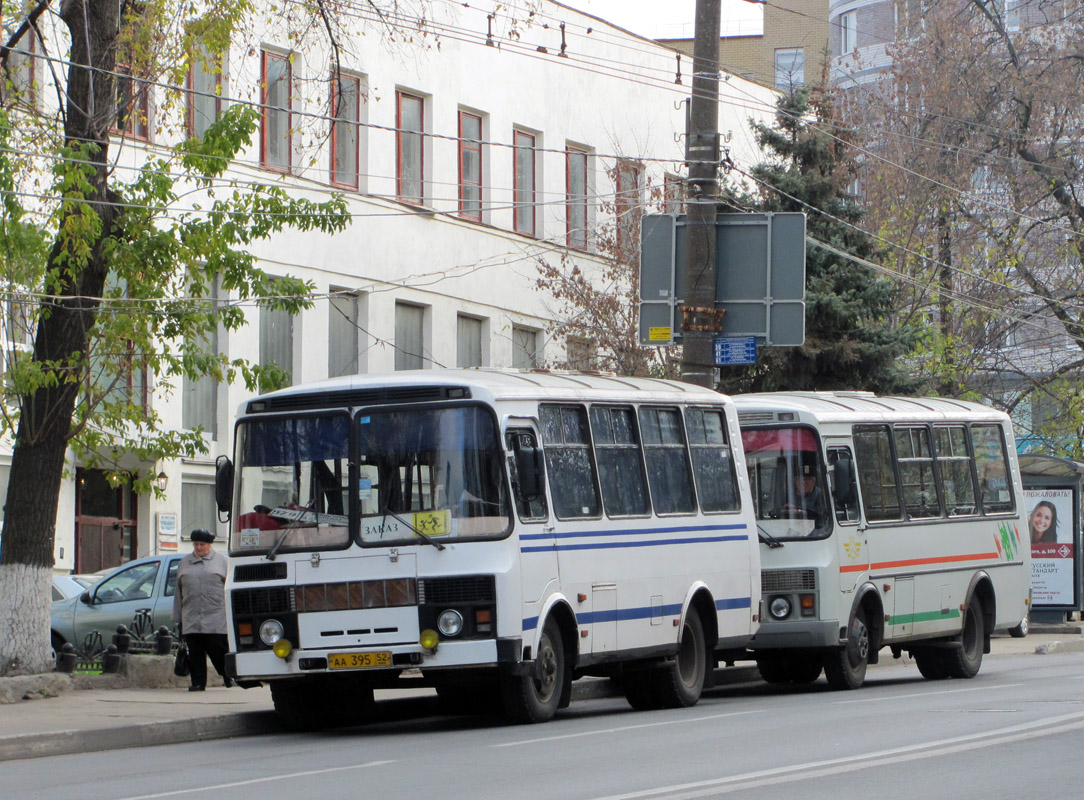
[589,710,1084,800]
[833,682,1021,704]
[114,760,396,800]
[493,709,765,748]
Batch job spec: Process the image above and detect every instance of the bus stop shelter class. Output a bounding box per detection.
[1018,454,1084,623]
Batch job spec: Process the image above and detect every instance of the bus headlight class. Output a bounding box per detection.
[437,609,464,637]
[769,596,792,620]
[259,619,285,646]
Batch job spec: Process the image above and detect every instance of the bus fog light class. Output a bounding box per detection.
[420,629,439,650]
[769,596,792,620]
[272,639,292,659]
[259,619,285,645]
[437,609,464,637]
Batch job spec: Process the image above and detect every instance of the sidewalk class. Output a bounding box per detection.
[2,627,1082,762]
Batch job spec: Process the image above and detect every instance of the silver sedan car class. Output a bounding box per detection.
[50,554,184,653]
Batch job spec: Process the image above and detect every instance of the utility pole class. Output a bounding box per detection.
[681,0,723,389]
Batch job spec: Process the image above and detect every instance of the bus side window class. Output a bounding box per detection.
[852,425,903,522]
[539,405,602,520]
[506,428,548,522]
[972,424,1015,514]
[639,406,697,515]
[827,447,860,524]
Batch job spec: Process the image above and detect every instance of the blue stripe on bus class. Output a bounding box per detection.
[520,535,747,553]
[519,523,748,541]
[521,596,752,630]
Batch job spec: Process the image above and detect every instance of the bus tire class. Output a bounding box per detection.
[786,653,823,684]
[271,677,373,730]
[944,600,984,679]
[913,648,949,680]
[824,606,869,690]
[621,670,660,710]
[651,606,707,708]
[501,617,565,723]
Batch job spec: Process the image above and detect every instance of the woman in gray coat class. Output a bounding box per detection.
[172,529,230,691]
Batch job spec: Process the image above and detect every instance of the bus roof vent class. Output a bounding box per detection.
[249,385,471,413]
[737,410,775,426]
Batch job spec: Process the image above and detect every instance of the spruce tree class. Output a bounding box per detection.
[718,88,919,395]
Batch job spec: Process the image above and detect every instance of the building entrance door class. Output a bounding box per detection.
[75,469,137,573]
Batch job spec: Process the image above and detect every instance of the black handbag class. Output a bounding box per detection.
[173,642,190,677]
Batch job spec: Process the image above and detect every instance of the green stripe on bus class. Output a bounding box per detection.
[888,608,963,625]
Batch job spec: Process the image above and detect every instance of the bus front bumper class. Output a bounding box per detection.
[747,618,841,650]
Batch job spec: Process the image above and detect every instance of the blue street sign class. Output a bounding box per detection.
[714,336,757,366]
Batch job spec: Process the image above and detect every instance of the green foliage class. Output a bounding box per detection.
[718,89,921,395]
[0,85,350,483]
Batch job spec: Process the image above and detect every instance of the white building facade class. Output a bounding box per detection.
[1,1,778,574]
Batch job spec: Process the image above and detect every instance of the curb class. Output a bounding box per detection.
[0,664,762,762]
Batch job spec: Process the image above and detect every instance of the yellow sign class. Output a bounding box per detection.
[328,651,392,670]
[648,326,672,342]
[413,509,451,537]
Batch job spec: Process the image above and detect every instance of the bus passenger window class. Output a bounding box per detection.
[935,426,977,516]
[972,424,1014,514]
[540,405,602,519]
[895,427,941,520]
[685,408,740,513]
[639,406,696,515]
[853,425,903,522]
[590,406,650,517]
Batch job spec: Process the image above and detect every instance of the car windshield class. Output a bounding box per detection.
[742,426,832,540]
[356,405,510,545]
[231,413,352,555]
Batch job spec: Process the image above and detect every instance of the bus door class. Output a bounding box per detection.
[506,423,558,632]
[827,442,867,593]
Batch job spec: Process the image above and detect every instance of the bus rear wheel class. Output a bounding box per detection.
[944,600,984,679]
[824,606,869,690]
[501,617,566,723]
[652,606,706,708]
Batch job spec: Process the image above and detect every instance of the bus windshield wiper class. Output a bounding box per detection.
[266,526,293,561]
[380,507,446,551]
[265,503,322,561]
[757,524,784,549]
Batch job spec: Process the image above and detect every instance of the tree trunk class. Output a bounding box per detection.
[0,0,120,675]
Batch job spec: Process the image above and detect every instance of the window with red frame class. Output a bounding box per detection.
[566,147,588,249]
[458,111,483,220]
[188,47,224,140]
[615,159,642,255]
[397,91,424,203]
[115,63,150,140]
[331,73,360,189]
[261,51,291,170]
[513,130,536,236]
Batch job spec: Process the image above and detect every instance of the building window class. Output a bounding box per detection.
[457,315,483,368]
[115,63,150,140]
[566,335,594,371]
[2,24,37,107]
[663,174,685,214]
[395,302,425,370]
[397,90,424,204]
[566,147,589,250]
[514,130,537,236]
[512,325,538,369]
[260,51,291,170]
[328,290,360,377]
[458,111,483,220]
[840,11,857,55]
[1003,0,1021,31]
[775,48,805,90]
[182,284,219,438]
[615,159,642,255]
[259,285,294,386]
[181,482,218,540]
[187,47,224,139]
[331,72,360,189]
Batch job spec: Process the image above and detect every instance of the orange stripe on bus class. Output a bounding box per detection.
[839,552,1000,573]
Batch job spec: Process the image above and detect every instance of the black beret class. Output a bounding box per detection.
[191,529,215,543]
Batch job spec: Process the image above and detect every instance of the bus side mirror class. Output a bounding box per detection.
[215,455,234,520]
[833,456,856,507]
[512,433,545,501]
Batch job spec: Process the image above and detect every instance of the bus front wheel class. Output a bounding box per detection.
[501,617,566,723]
[824,606,869,690]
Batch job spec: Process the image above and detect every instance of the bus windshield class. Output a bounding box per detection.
[742,426,832,540]
[232,413,352,555]
[356,405,511,544]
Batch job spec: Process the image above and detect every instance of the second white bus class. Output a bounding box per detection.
[732,392,1031,689]
[216,369,761,726]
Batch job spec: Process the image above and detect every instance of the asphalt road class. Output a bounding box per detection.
[3,650,1084,800]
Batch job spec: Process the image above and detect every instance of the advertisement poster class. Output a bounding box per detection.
[1025,488,1075,606]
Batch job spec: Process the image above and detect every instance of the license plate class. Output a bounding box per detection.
[327,651,392,670]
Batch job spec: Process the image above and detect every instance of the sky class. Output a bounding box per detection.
[560,0,765,40]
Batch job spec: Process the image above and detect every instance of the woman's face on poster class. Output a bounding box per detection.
[1031,504,1053,536]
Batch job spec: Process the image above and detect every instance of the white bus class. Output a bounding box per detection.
[732,392,1031,689]
[215,369,761,727]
